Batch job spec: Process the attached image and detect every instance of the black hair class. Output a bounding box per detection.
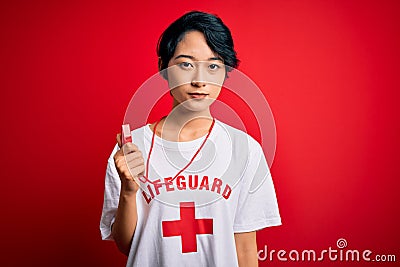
[157,11,239,73]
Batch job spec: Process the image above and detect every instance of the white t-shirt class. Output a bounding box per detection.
[100,119,281,266]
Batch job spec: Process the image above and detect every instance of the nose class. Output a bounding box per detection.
[191,80,206,87]
[191,65,207,87]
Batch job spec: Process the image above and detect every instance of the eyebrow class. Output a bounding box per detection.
[174,54,223,62]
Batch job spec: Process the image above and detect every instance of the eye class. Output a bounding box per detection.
[209,63,221,71]
[178,62,194,70]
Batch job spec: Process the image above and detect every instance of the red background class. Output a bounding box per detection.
[1,0,399,266]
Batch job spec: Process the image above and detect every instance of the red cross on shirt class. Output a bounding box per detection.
[162,202,213,253]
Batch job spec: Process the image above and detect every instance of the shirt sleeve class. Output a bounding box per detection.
[99,144,121,240]
[233,139,281,233]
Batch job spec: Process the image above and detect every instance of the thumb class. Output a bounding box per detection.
[116,133,122,148]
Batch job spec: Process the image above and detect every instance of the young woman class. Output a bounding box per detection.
[100,11,281,266]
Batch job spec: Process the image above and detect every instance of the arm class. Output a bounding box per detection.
[234,231,258,267]
[111,187,138,256]
[111,134,144,256]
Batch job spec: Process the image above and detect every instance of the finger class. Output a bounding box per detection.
[116,133,122,148]
[115,151,143,172]
[114,155,128,170]
[125,151,143,163]
[113,149,123,160]
[122,143,140,154]
[126,156,144,167]
[129,165,145,178]
[124,142,139,151]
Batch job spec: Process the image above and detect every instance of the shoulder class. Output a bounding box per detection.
[130,124,150,138]
[214,119,262,152]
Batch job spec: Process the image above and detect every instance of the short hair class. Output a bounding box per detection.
[157,11,239,73]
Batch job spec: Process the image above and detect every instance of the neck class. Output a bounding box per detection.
[165,100,213,129]
[154,102,214,142]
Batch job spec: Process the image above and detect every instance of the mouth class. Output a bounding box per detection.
[188,92,209,99]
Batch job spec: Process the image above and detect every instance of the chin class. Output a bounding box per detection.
[175,98,216,113]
